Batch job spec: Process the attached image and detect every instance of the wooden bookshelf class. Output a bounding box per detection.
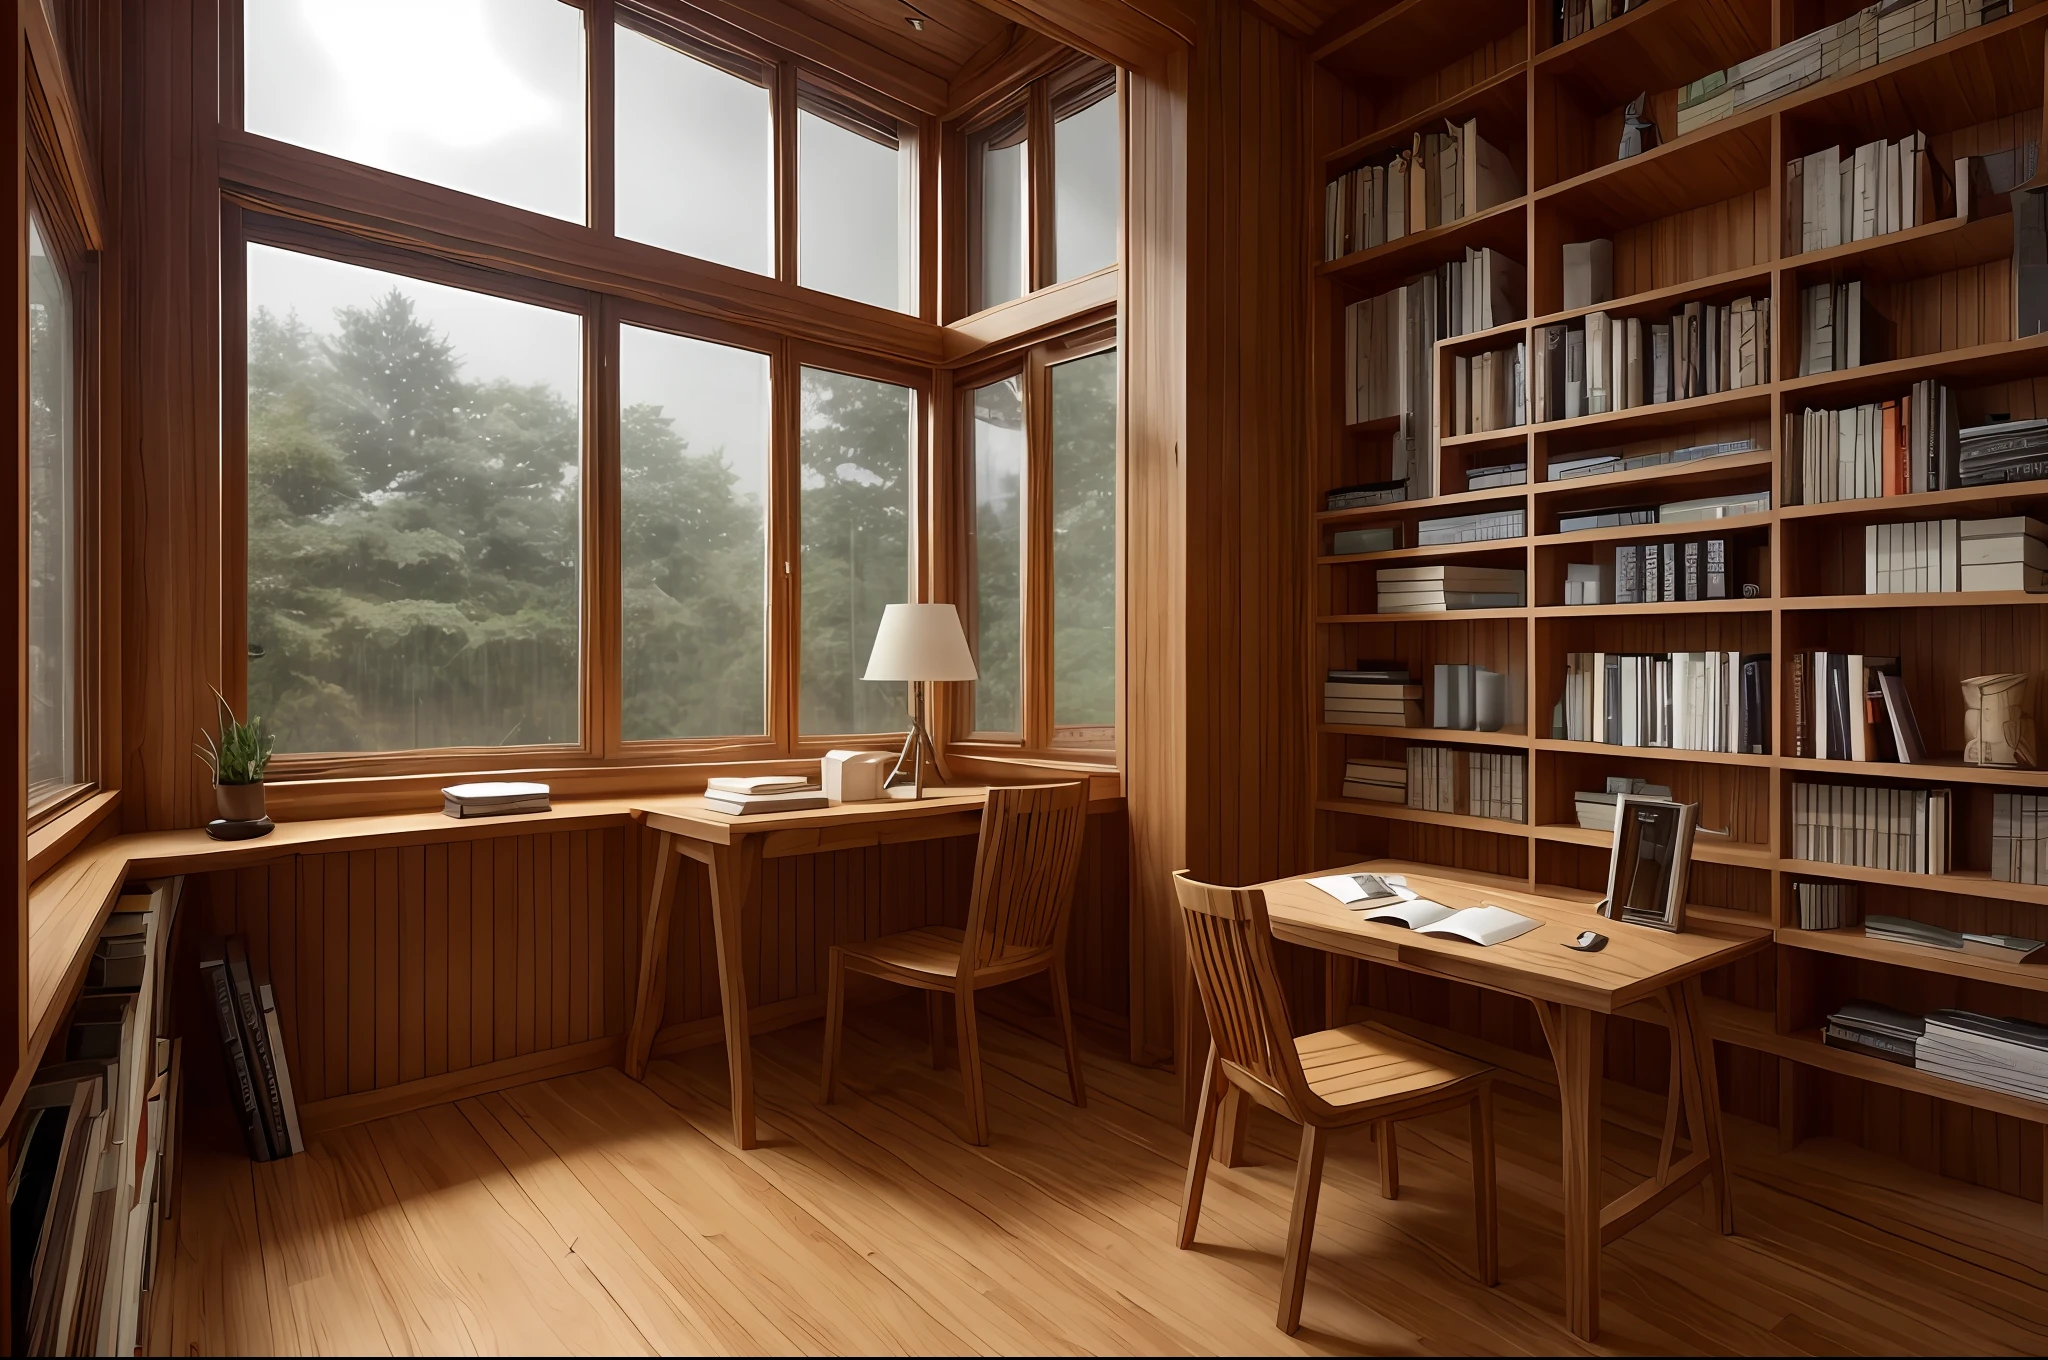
[1309,0,2048,1217]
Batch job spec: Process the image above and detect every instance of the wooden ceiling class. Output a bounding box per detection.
[779,0,1014,81]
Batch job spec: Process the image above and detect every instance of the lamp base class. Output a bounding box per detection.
[883,682,946,798]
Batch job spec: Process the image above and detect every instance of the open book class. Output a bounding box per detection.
[1308,872,1411,905]
[1359,899,1539,946]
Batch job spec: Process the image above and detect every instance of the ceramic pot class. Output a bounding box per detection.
[215,781,266,823]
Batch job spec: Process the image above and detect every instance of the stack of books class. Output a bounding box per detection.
[1783,133,1950,254]
[1465,460,1527,490]
[1376,565,1524,613]
[1797,279,1885,374]
[1791,781,1953,873]
[1864,519,1960,593]
[1325,479,1406,511]
[1960,417,2048,486]
[1823,1000,1924,1066]
[1787,651,1926,761]
[1531,297,1768,421]
[704,775,830,814]
[1676,2,2008,140]
[1795,880,1859,929]
[1342,757,1406,803]
[1793,380,1959,503]
[1920,1010,2048,1101]
[1332,525,1399,555]
[1572,778,1668,832]
[1324,669,1423,726]
[442,781,552,818]
[203,937,304,1165]
[1343,276,1440,499]
[1993,792,2048,884]
[1546,437,1755,482]
[1961,516,2047,591]
[1417,507,1524,546]
[1866,913,2046,961]
[1321,120,1521,261]
[1403,744,1524,822]
[1612,537,1736,602]
[1450,344,1527,435]
[1560,650,1767,753]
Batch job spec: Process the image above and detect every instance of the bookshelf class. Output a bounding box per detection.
[1309,0,2048,1213]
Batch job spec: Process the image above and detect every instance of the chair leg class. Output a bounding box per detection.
[819,948,847,1103]
[955,985,990,1146]
[1469,1083,1499,1287]
[1048,959,1088,1108]
[926,991,948,1070]
[1277,1123,1329,1335]
[1376,1120,1399,1200]
[1178,1043,1225,1249]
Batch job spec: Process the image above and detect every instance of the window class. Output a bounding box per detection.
[1051,66,1119,283]
[798,82,915,313]
[244,0,586,223]
[28,212,77,809]
[968,108,1029,313]
[961,339,1117,752]
[619,324,770,740]
[799,366,916,736]
[969,377,1024,735]
[243,241,583,753]
[615,21,773,276]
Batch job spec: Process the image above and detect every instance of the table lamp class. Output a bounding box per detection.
[863,603,977,799]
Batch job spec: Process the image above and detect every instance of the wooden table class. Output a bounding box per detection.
[1252,859,1770,1342]
[624,790,989,1149]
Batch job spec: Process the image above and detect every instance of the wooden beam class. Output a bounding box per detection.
[657,0,949,114]
[20,0,102,249]
[945,24,1069,121]
[968,0,1186,76]
[942,264,1117,364]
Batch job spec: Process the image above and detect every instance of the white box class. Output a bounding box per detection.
[822,750,893,802]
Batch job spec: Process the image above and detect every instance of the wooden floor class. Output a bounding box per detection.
[150,998,2048,1356]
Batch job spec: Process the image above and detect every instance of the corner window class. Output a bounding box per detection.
[28,212,77,810]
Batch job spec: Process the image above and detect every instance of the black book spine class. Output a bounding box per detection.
[1827,654,1851,761]
[227,947,292,1158]
[203,960,271,1161]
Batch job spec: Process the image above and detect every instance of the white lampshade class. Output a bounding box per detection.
[863,603,979,682]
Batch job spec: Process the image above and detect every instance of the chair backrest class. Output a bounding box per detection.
[961,782,1092,971]
[1171,871,1310,1118]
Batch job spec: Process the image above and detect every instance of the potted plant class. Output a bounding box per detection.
[197,690,275,829]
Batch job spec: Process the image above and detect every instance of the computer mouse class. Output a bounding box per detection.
[1566,930,1608,952]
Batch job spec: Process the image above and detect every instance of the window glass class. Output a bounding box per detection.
[243,0,586,223]
[1050,348,1117,737]
[28,213,75,808]
[970,110,1029,312]
[799,367,914,735]
[244,243,582,753]
[1052,70,1119,282]
[799,84,913,312]
[970,377,1024,735]
[619,325,769,740]
[616,23,773,276]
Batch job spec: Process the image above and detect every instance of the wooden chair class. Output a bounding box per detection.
[1172,870,1500,1334]
[820,782,1091,1145]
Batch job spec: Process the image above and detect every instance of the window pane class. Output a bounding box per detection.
[245,244,582,753]
[616,25,772,276]
[1051,349,1117,736]
[970,377,1023,735]
[971,113,1028,311]
[243,0,586,223]
[798,86,913,312]
[619,326,769,740]
[800,367,914,735]
[28,214,75,807]
[1053,77,1119,282]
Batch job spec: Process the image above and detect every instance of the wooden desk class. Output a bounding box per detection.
[625,790,989,1149]
[1252,859,1770,1342]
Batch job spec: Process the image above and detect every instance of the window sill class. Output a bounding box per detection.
[28,788,122,884]
[943,746,1121,800]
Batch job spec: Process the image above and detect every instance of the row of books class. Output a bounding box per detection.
[1342,275,1440,499]
[1796,278,1883,375]
[1791,780,1953,873]
[13,880,183,1357]
[1321,443,1758,516]
[1827,1001,2048,1107]
[1417,507,1524,546]
[1993,792,2048,884]
[1557,490,1772,533]
[1783,133,1949,255]
[1530,297,1768,422]
[1377,565,1525,614]
[1865,516,2047,594]
[1676,1,2009,140]
[1572,777,1671,832]
[1320,120,1520,261]
[1790,380,1958,503]
[1559,651,1767,753]
[1607,537,1739,604]
[1794,879,1858,929]
[1787,651,1928,762]
[1450,344,1526,435]
[1434,663,1509,732]
[1547,437,1757,483]
[1404,745,1525,823]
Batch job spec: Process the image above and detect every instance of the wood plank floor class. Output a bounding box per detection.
[149,998,2048,1355]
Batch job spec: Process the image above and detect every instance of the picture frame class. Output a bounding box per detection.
[1599,795,1698,933]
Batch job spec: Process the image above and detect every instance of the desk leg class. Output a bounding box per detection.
[1678,977,1734,1234]
[624,832,680,1080]
[1538,1000,1605,1342]
[708,837,763,1149]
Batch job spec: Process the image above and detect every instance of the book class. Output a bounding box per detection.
[199,952,269,1162]
[704,787,831,815]
[442,781,551,818]
[1308,872,1409,905]
[224,939,292,1162]
[1356,899,1541,945]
